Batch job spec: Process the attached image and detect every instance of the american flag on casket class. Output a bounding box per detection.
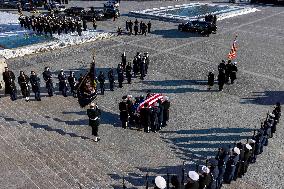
[137,93,164,112]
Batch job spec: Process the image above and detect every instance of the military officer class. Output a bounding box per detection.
[147,21,151,33]
[108,68,115,91]
[144,52,150,74]
[30,71,41,101]
[42,66,53,97]
[58,69,68,97]
[217,70,225,91]
[150,103,160,132]
[119,96,129,129]
[140,103,151,133]
[208,158,219,189]
[126,62,132,84]
[230,62,238,84]
[223,147,240,184]
[2,67,17,101]
[140,57,146,80]
[87,103,101,142]
[199,166,212,189]
[185,171,199,189]
[216,147,230,189]
[207,72,214,90]
[18,71,31,102]
[162,96,170,126]
[121,52,127,71]
[68,71,77,97]
[98,71,105,95]
[117,64,124,88]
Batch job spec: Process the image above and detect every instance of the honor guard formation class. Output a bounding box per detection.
[146,103,281,189]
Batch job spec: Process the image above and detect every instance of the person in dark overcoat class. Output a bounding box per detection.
[87,103,101,142]
[108,68,115,91]
[98,71,105,95]
[199,166,212,189]
[162,96,170,126]
[185,171,199,189]
[58,69,68,97]
[126,62,132,84]
[30,71,41,101]
[119,96,129,129]
[140,103,151,133]
[207,72,214,90]
[217,71,225,91]
[230,62,238,84]
[117,64,124,88]
[18,71,31,102]
[150,103,160,132]
[68,71,77,98]
[2,67,17,100]
[121,52,127,71]
[42,66,53,97]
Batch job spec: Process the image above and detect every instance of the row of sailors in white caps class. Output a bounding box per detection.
[153,144,253,189]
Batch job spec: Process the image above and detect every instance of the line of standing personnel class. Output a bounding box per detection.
[2,66,78,101]
[207,60,238,91]
[125,19,152,35]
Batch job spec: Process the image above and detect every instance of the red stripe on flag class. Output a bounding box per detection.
[137,93,164,111]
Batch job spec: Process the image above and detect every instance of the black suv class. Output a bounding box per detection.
[81,7,105,21]
[178,20,217,36]
[65,6,85,16]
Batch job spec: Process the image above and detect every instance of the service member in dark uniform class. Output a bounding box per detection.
[126,62,132,84]
[199,166,212,189]
[230,62,238,84]
[207,72,214,90]
[223,147,240,184]
[208,158,219,189]
[108,68,115,91]
[162,96,170,126]
[140,103,151,133]
[18,71,31,102]
[147,21,151,33]
[117,64,124,88]
[150,103,160,132]
[58,69,68,97]
[87,103,101,142]
[216,147,230,189]
[121,52,127,71]
[98,71,105,95]
[217,71,225,91]
[42,66,53,97]
[68,71,77,97]
[185,171,199,189]
[30,71,41,101]
[2,67,17,100]
[119,96,129,129]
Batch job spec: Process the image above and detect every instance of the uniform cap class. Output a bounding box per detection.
[245,144,252,150]
[233,62,237,65]
[90,103,95,107]
[163,96,169,101]
[127,95,132,99]
[269,113,275,118]
[154,102,159,107]
[249,139,256,143]
[188,171,199,181]
[154,176,166,189]
[201,166,210,174]
[233,147,240,155]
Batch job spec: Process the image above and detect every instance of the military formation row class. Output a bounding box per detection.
[18,13,95,37]
[207,60,238,91]
[130,103,281,189]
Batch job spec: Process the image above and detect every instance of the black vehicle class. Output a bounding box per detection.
[65,6,85,16]
[103,6,120,18]
[178,20,217,36]
[81,7,105,21]
[22,2,36,11]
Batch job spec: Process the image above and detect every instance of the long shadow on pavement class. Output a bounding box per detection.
[241,91,284,105]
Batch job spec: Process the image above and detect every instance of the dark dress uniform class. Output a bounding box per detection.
[150,106,159,132]
[42,69,53,97]
[2,69,17,100]
[119,100,129,129]
[30,73,41,101]
[18,73,31,100]
[140,106,151,133]
[207,72,214,90]
[185,181,199,189]
[209,165,219,189]
[157,101,164,129]
[199,173,212,189]
[121,53,127,70]
[68,73,77,97]
[58,72,68,97]
[117,66,124,88]
[225,62,232,83]
[126,64,132,84]
[162,99,170,126]
[145,54,150,74]
[234,143,244,180]
[230,64,238,84]
[147,21,151,33]
[128,20,133,34]
[216,148,230,189]
[87,107,101,137]
[134,24,138,35]
[133,57,139,77]
[108,69,115,91]
[98,72,105,95]
[242,146,251,175]
[217,71,225,91]
[224,152,239,184]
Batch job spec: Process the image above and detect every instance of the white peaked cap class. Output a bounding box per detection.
[90,103,95,107]
[154,176,166,189]
[233,147,240,155]
[249,139,256,143]
[201,166,210,174]
[163,96,169,101]
[188,171,199,181]
[269,113,275,118]
[245,144,252,150]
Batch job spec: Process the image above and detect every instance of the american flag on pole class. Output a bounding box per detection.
[137,93,164,111]
[228,36,238,60]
